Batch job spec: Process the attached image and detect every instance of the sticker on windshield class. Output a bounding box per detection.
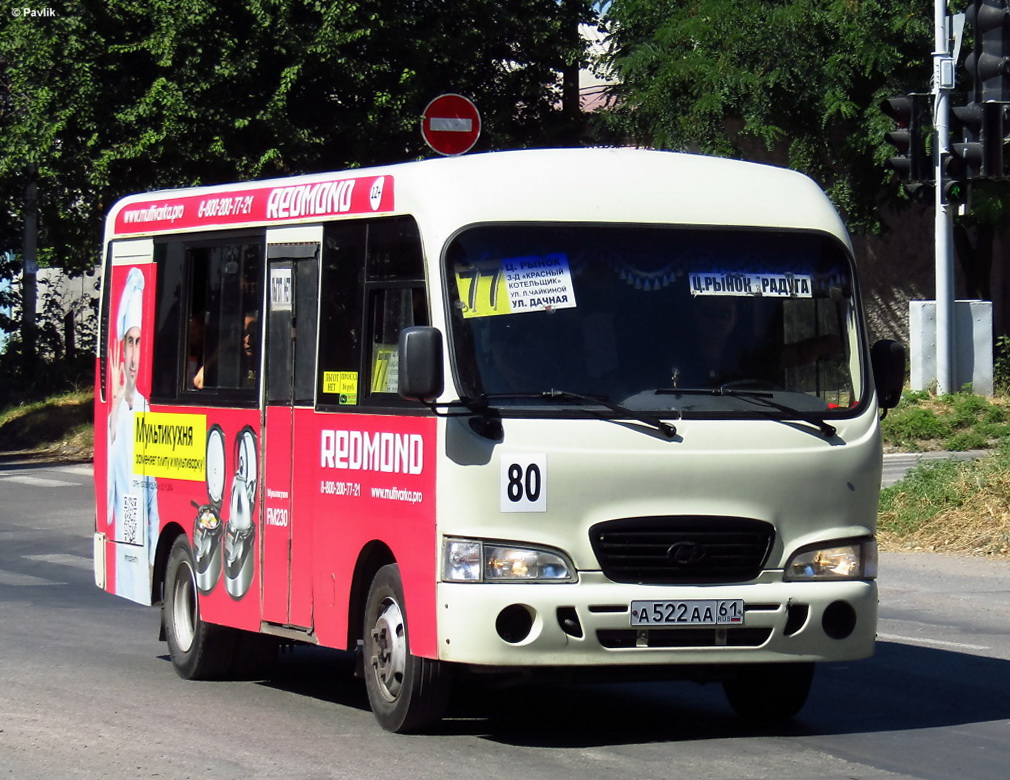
[322,371,358,405]
[455,254,578,318]
[690,272,814,298]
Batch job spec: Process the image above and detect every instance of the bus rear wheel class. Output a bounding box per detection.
[163,535,239,680]
[722,662,814,721]
[363,564,451,733]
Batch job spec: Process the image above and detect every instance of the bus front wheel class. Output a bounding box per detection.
[163,535,238,680]
[362,564,451,733]
[722,662,814,721]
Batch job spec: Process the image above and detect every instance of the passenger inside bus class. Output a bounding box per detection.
[240,312,259,387]
[188,315,205,389]
[191,313,259,390]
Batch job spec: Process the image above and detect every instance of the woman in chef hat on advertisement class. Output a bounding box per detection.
[107,266,160,604]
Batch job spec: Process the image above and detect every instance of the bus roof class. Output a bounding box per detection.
[105,148,850,247]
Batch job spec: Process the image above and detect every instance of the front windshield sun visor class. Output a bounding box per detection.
[443,224,865,426]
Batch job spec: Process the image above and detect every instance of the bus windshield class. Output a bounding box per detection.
[446,224,863,417]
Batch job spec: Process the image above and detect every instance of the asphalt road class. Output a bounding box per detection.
[2,461,1009,779]
[881,449,988,488]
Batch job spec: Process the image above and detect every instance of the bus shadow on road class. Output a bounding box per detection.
[248,640,1010,746]
[446,640,1010,746]
[258,645,373,715]
[803,639,1010,735]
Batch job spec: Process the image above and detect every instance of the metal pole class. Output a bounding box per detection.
[934,0,956,394]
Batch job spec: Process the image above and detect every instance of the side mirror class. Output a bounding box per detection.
[398,326,444,402]
[870,339,905,410]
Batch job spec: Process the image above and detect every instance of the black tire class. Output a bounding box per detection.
[722,662,814,722]
[163,535,239,680]
[362,564,451,733]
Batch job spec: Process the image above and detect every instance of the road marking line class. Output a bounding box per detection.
[878,632,990,651]
[23,554,93,571]
[0,569,64,587]
[0,475,78,487]
[55,464,92,476]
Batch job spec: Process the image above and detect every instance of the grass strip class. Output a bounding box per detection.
[879,444,1010,556]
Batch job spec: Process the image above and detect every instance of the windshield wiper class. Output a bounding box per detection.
[713,386,837,438]
[474,389,678,439]
[540,389,678,438]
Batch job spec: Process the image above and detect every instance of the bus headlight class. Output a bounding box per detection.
[784,538,877,581]
[443,538,575,582]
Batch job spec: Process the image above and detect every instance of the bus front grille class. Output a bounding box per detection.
[589,516,775,585]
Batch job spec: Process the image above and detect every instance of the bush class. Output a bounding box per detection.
[996,335,1010,394]
[881,389,1010,451]
[944,430,989,451]
[902,389,932,403]
[0,254,98,408]
[879,457,967,536]
[0,346,93,408]
[0,388,93,458]
[878,446,1010,556]
[882,405,951,448]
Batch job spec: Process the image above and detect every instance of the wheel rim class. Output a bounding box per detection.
[172,559,198,653]
[369,596,407,703]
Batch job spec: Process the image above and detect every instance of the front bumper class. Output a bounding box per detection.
[436,571,876,667]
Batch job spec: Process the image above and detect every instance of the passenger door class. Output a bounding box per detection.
[261,226,320,628]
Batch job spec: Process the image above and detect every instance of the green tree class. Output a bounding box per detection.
[599,0,1010,331]
[599,0,932,232]
[0,0,595,373]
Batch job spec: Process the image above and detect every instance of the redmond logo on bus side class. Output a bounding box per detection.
[320,430,424,475]
[266,180,356,220]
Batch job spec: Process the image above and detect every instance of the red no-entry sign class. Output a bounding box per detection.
[421,94,481,156]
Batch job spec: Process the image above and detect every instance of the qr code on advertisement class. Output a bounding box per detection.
[120,494,140,545]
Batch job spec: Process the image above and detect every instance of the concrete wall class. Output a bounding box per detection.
[4,266,100,358]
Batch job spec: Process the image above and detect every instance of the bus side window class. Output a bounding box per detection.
[367,287,428,397]
[317,223,366,408]
[185,247,210,390]
[316,216,427,409]
[152,242,183,402]
[148,234,265,403]
[185,240,262,395]
[363,217,427,404]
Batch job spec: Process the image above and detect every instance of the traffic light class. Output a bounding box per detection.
[949,100,1006,179]
[880,93,931,190]
[965,0,1010,103]
[941,151,970,204]
[984,101,1009,176]
[950,103,987,180]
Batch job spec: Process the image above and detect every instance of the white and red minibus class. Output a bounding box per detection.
[94,148,904,732]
